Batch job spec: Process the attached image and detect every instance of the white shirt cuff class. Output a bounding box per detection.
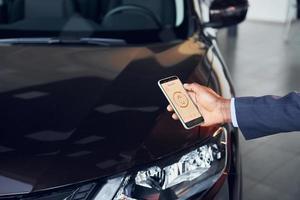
[230,98,239,127]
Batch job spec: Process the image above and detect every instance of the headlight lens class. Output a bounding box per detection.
[135,143,221,190]
[94,127,227,200]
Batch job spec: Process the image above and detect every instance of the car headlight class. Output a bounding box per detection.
[94,127,227,200]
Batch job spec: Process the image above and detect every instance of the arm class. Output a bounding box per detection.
[235,92,300,139]
[166,83,300,140]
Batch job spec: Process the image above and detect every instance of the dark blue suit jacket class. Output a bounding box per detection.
[235,92,300,140]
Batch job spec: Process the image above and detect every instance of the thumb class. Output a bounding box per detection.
[183,83,200,93]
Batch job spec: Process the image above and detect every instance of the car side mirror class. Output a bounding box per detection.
[204,0,248,28]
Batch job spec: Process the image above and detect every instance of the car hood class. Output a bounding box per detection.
[0,39,215,195]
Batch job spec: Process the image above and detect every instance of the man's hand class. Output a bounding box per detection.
[167,83,232,126]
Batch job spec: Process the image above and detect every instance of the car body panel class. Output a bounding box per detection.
[0,38,223,195]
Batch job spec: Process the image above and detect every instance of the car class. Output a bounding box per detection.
[0,0,248,199]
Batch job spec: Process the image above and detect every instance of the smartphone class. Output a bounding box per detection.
[158,76,204,129]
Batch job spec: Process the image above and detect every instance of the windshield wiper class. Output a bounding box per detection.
[0,38,59,45]
[0,37,126,46]
[80,37,126,45]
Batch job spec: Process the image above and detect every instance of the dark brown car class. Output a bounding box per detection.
[0,0,247,199]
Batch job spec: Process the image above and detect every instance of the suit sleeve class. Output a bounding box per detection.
[235,92,300,140]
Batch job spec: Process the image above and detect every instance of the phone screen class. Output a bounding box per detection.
[160,77,204,128]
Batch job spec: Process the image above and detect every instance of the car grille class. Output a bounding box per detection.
[0,183,97,200]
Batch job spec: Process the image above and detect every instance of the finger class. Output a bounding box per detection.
[185,83,217,98]
[183,83,190,90]
[183,83,201,93]
[172,113,179,120]
[167,105,174,112]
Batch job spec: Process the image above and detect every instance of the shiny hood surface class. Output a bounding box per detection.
[0,39,214,195]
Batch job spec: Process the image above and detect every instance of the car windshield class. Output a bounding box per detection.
[0,0,188,43]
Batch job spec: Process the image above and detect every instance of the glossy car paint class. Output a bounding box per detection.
[0,2,242,200]
[0,38,216,191]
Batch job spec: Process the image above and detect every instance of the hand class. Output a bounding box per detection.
[167,83,232,126]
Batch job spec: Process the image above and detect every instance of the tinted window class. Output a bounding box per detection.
[0,0,187,42]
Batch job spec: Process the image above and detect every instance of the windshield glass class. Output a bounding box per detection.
[0,0,188,43]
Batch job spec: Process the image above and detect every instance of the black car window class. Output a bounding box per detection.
[0,0,186,41]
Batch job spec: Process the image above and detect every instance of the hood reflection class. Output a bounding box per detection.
[0,39,209,194]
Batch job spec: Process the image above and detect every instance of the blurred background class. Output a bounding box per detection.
[217,0,300,199]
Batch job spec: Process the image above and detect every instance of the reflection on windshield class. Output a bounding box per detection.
[0,0,185,40]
